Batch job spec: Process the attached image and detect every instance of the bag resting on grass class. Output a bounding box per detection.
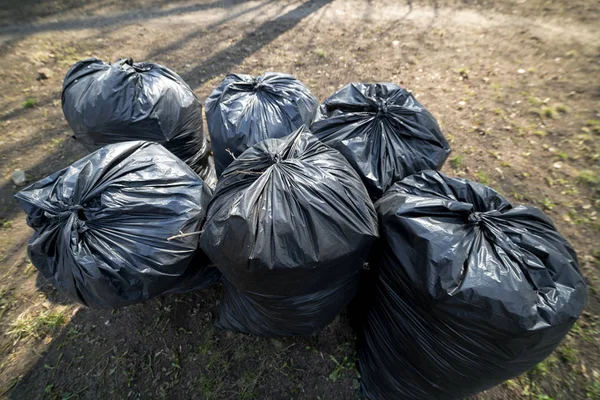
[15,141,220,309]
[359,170,587,399]
[62,58,217,187]
[200,126,379,336]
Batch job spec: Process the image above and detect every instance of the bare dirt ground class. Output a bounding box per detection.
[0,0,599,399]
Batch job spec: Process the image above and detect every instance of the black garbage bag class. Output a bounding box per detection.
[62,58,217,187]
[15,141,220,309]
[199,126,379,336]
[205,72,318,176]
[359,170,587,400]
[310,83,451,199]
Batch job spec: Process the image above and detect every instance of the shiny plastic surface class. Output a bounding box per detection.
[359,170,587,399]
[311,83,451,199]
[62,58,217,187]
[200,126,378,336]
[205,72,318,176]
[15,141,220,309]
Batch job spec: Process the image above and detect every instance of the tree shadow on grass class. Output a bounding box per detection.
[9,286,359,399]
[179,0,334,88]
[0,0,265,36]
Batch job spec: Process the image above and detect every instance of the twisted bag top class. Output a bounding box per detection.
[200,126,379,297]
[205,72,318,176]
[360,170,587,400]
[311,83,451,199]
[61,58,214,184]
[15,141,213,309]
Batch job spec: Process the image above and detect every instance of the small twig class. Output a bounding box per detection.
[0,377,19,396]
[167,230,203,241]
[93,357,110,378]
[225,148,236,160]
[52,352,64,378]
[223,170,264,177]
[63,385,89,400]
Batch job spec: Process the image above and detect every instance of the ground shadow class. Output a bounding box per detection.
[180,0,333,88]
[0,0,258,36]
[0,137,87,222]
[9,286,359,399]
[35,273,73,306]
[146,0,278,60]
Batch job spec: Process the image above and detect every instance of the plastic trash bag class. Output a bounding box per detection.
[310,83,451,199]
[359,170,587,400]
[200,126,378,336]
[62,58,217,187]
[15,141,220,309]
[205,72,318,176]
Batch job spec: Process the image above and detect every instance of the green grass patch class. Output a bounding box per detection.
[476,170,490,185]
[314,49,326,58]
[8,308,66,342]
[22,97,38,108]
[450,154,464,169]
[578,170,598,185]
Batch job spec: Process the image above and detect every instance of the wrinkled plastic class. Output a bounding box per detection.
[62,58,217,187]
[15,141,220,309]
[200,126,379,336]
[359,170,587,400]
[205,72,318,176]
[311,83,451,199]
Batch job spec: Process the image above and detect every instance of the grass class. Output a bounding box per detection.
[586,119,600,135]
[0,288,15,320]
[542,198,555,211]
[476,170,490,185]
[199,373,224,400]
[531,354,559,377]
[555,104,569,113]
[237,371,260,399]
[0,219,12,229]
[315,49,326,58]
[450,154,464,169]
[555,338,579,364]
[22,97,38,108]
[565,50,579,57]
[327,355,356,383]
[8,308,66,342]
[578,170,598,185]
[542,106,557,119]
[23,261,37,277]
[489,150,501,160]
[587,381,600,399]
[531,105,564,119]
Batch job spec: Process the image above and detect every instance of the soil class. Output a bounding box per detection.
[0,0,599,399]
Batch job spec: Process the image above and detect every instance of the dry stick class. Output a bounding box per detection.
[226,170,264,176]
[225,148,236,160]
[167,230,203,241]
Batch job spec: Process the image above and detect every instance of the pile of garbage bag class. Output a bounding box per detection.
[61,58,217,187]
[311,82,451,199]
[358,170,587,399]
[15,141,219,308]
[205,72,318,176]
[14,59,587,399]
[199,126,378,336]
